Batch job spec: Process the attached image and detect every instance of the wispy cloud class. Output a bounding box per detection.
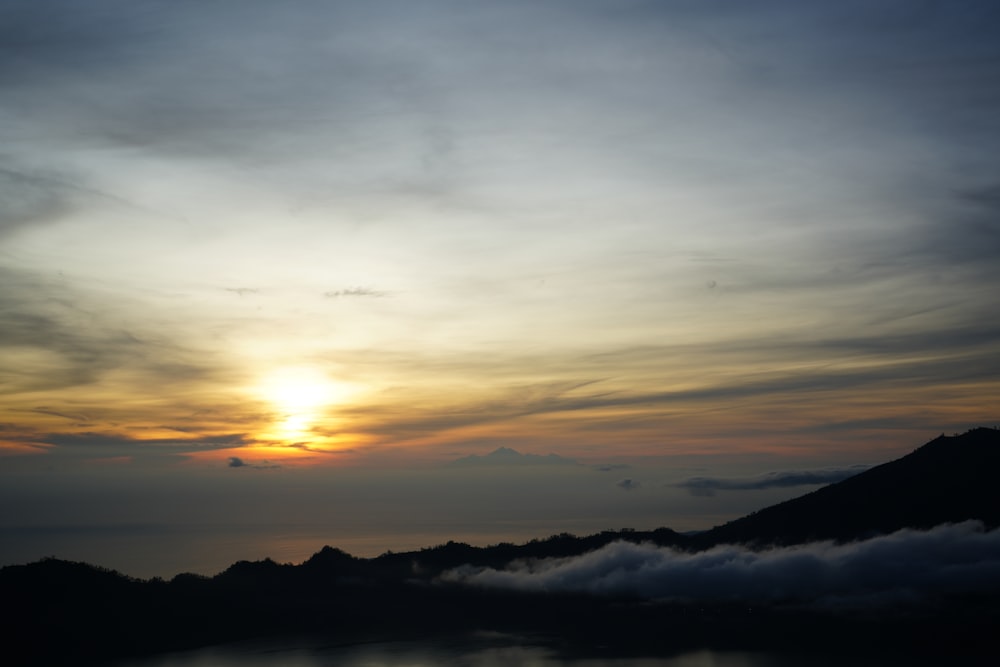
[676,466,870,497]
[0,165,72,234]
[594,464,629,473]
[224,287,259,297]
[443,521,1000,609]
[42,432,249,456]
[0,266,148,393]
[343,339,1000,446]
[324,287,387,298]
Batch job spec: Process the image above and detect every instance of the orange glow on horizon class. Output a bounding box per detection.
[0,440,53,456]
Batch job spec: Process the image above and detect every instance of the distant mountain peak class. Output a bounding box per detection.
[446,447,578,467]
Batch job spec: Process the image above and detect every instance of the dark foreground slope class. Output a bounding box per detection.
[694,427,1000,548]
[2,429,999,664]
[0,529,690,665]
[4,549,997,665]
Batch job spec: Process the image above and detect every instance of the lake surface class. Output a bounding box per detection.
[109,635,975,667]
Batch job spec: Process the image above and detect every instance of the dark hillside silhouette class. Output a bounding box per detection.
[694,427,1000,548]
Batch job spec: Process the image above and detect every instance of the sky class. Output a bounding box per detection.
[2,0,999,577]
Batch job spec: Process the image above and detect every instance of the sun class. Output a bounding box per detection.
[265,367,337,412]
[255,366,352,442]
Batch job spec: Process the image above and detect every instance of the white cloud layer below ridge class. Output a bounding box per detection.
[442,521,1000,609]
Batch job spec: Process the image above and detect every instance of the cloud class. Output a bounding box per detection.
[0,159,152,236]
[0,265,224,396]
[28,407,91,424]
[227,455,279,470]
[0,1,448,167]
[0,267,146,392]
[355,336,1000,442]
[224,287,259,297]
[676,466,870,497]
[324,287,387,298]
[442,521,1000,609]
[0,432,252,469]
[912,181,1000,274]
[0,165,72,234]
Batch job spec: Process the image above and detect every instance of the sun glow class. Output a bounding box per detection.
[266,367,338,412]
[255,366,354,444]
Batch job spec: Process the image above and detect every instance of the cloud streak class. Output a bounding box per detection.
[324,287,387,298]
[344,336,1000,444]
[443,521,1000,609]
[676,466,870,497]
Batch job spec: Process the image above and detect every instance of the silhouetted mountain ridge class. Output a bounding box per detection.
[693,427,1000,548]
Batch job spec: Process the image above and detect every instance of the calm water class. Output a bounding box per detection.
[109,635,970,667]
